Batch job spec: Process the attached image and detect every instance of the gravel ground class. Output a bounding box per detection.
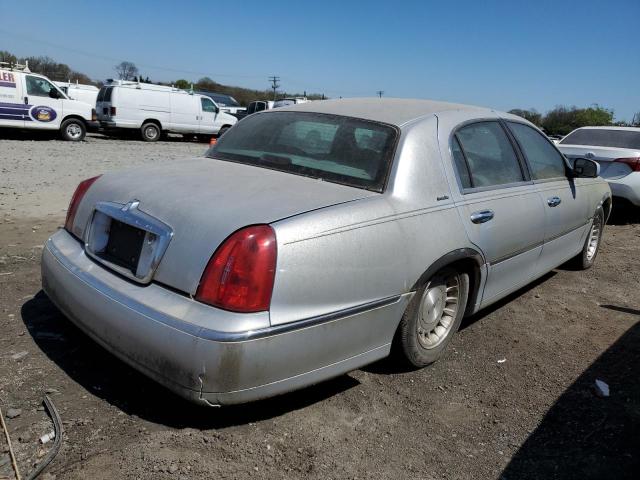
[0,134,639,480]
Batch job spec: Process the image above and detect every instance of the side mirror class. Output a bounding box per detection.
[49,89,60,99]
[572,158,599,178]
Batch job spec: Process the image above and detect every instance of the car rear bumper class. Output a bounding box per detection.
[41,229,409,405]
[608,172,640,206]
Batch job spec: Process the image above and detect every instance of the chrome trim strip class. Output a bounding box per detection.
[490,219,590,266]
[545,219,591,243]
[490,241,544,266]
[46,238,403,343]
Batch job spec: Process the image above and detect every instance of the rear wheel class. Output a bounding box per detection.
[572,209,604,270]
[398,267,469,367]
[141,122,161,142]
[60,118,86,142]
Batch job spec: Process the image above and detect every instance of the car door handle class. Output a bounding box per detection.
[470,210,494,224]
[547,197,562,207]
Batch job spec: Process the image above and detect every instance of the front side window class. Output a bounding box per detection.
[26,75,58,98]
[201,97,217,113]
[508,122,566,180]
[208,111,398,191]
[454,121,524,189]
[560,128,640,150]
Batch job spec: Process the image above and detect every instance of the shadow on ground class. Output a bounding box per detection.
[0,128,206,143]
[363,271,557,375]
[607,199,640,225]
[21,291,358,429]
[501,319,640,480]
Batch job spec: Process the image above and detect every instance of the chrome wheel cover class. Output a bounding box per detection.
[144,125,159,140]
[417,273,460,349]
[66,123,82,139]
[586,215,601,262]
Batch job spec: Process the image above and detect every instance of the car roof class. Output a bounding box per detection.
[273,97,493,126]
[571,126,640,132]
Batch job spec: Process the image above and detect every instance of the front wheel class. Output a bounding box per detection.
[398,267,469,367]
[60,118,86,142]
[141,122,161,142]
[572,209,604,270]
[217,126,230,137]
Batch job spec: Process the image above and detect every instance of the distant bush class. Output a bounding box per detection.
[509,105,615,136]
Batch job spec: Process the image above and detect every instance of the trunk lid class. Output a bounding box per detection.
[559,144,640,179]
[76,158,377,294]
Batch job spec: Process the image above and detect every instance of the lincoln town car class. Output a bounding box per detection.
[41,98,611,405]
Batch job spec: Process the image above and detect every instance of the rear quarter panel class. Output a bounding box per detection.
[269,116,474,326]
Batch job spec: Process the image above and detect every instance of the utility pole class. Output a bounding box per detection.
[376,90,384,98]
[269,76,280,101]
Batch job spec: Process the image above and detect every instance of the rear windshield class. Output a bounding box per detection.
[273,99,295,108]
[97,86,113,102]
[560,129,640,149]
[207,112,399,192]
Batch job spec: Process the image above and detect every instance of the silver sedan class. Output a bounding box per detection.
[41,98,611,405]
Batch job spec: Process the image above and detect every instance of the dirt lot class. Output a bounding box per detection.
[1,133,639,480]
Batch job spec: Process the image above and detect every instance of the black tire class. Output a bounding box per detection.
[60,118,86,142]
[571,208,605,270]
[217,126,230,137]
[141,122,161,142]
[398,267,469,367]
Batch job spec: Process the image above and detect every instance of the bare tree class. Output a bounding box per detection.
[115,61,139,81]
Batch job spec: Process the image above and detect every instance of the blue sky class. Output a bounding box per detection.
[1,0,638,120]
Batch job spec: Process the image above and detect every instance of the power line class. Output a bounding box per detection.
[269,75,280,100]
[0,28,265,80]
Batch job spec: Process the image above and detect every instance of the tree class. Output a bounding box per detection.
[541,105,614,136]
[0,50,17,64]
[114,61,139,81]
[508,109,542,126]
[174,79,190,89]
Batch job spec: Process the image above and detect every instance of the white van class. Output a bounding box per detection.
[54,81,99,107]
[0,62,98,141]
[96,80,237,141]
[272,97,310,108]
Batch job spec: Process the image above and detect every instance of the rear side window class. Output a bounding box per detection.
[451,137,472,189]
[454,122,524,189]
[507,122,566,180]
[560,129,640,149]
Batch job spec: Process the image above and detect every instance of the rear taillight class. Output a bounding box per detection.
[91,108,97,121]
[196,225,277,313]
[64,176,101,235]
[110,106,116,116]
[613,157,640,172]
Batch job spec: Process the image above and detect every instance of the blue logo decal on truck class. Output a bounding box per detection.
[30,105,57,122]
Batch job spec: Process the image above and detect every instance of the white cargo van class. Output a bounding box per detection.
[54,81,99,107]
[96,80,237,141]
[0,62,98,141]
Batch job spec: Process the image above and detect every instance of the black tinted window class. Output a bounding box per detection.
[560,129,640,149]
[208,112,398,192]
[26,76,56,97]
[455,122,524,188]
[508,122,566,180]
